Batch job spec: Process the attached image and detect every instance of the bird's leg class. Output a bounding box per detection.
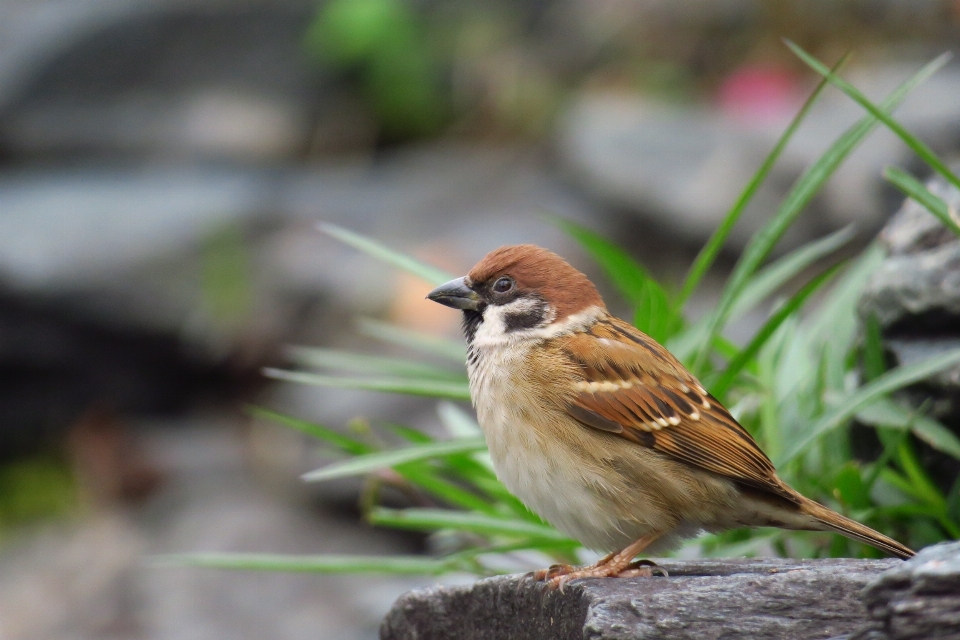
[541,533,664,591]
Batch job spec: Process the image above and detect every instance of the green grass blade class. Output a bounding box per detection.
[786,42,959,192]
[675,55,845,311]
[264,368,471,400]
[152,552,452,574]
[712,261,845,397]
[857,397,960,462]
[357,318,466,362]
[286,346,465,380]
[369,507,569,540]
[301,437,487,482]
[393,465,499,514]
[319,222,454,285]
[777,347,960,465]
[731,225,856,319]
[692,53,947,375]
[247,406,372,455]
[437,401,482,438]
[884,167,960,238]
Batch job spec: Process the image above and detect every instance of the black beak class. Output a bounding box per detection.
[426,277,481,311]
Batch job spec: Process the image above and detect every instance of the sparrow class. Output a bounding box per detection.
[426,244,913,589]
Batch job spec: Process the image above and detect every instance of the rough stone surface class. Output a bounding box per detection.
[380,557,899,640]
[858,165,960,394]
[854,541,960,640]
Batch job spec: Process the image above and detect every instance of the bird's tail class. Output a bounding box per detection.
[800,497,914,559]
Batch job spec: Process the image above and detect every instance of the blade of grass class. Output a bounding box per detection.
[674,55,846,311]
[393,464,499,515]
[264,369,471,400]
[301,437,487,482]
[712,261,845,396]
[692,53,948,376]
[369,507,570,540]
[152,552,453,574]
[730,225,855,319]
[438,401,482,438]
[357,318,466,362]
[857,397,960,462]
[786,42,959,192]
[247,406,372,455]
[319,222,453,285]
[286,346,466,380]
[777,347,960,465]
[884,167,960,238]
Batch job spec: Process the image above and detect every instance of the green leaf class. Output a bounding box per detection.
[437,402,482,439]
[357,318,466,362]
[319,222,453,285]
[368,507,570,540]
[786,42,959,193]
[777,347,960,465]
[712,261,845,396]
[264,368,471,400]
[152,552,452,574]
[675,55,844,310]
[834,463,872,510]
[393,465,498,514]
[884,167,960,239]
[247,406,372,455]
[731,225,856,320]
[286,346,465,380]
[857,397,960,462]
[301,437,487,481]
[693,52,949,375]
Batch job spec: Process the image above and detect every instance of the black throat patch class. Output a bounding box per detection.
[462,310,483,344]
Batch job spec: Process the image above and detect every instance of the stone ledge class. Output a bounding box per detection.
[381,557,900,640]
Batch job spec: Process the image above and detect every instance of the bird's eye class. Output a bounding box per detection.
[493,277,514,293]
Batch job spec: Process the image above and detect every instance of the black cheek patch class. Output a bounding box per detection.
[503,299,549,332]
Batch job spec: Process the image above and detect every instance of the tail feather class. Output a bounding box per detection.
[801,498,914,559]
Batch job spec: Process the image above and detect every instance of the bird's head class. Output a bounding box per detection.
[426,244,605,342]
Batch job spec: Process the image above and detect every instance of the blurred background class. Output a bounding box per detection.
[0,1,958,638]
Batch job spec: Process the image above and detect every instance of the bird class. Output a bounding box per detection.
[426,244,914,589]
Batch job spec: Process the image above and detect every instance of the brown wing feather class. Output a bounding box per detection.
[559,317,799,504]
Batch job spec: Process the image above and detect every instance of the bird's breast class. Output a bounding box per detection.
[466,340,646,550]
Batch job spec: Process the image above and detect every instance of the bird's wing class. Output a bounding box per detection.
[556,316,798,503]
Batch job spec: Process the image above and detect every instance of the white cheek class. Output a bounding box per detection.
[472,298,554,347]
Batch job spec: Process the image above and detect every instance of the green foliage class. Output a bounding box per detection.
[305,0,447,138]
[0,456,77,537]
[164,48,960,575]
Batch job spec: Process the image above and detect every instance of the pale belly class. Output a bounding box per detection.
[468,341,677,551]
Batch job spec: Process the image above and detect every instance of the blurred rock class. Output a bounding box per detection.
[558,61,960,250]
[557,94,802,249]
[0,419,441,640]
[858,165,960,392]
[0,0,330,163]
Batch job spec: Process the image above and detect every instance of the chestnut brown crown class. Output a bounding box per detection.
[467,245,605,320]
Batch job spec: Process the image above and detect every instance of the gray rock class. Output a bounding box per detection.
[558,63,960,249]
[380,557,899,640]
[854,541,960,640]
[557,95,802,250]
[858,165,960,392]
[0,0,327,162]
